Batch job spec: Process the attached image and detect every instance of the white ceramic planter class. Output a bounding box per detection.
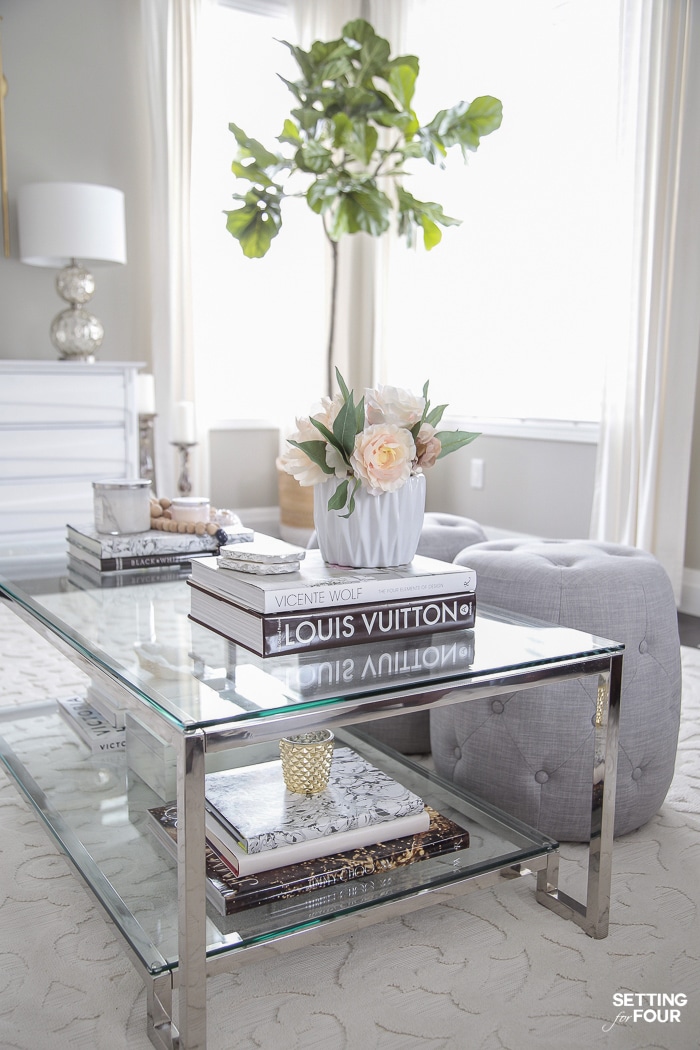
[313,473,426,568]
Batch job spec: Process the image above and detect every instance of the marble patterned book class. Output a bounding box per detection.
[67,523,222,558]
[204,746,425,855]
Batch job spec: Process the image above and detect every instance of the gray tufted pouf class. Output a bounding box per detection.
[415,512,487,562]
[354,513,487,755]
[430,539,682,840]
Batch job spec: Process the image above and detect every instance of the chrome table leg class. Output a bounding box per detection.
[537,652,622,937]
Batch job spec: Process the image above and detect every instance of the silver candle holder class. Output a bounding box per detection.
[138,413,158,496]
[172,442,197,496]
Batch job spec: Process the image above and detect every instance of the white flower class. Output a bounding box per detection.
[365,384,425,427]
[311,393,344,431]
[350,423,415,492]
[279,416,329,486]
[311,394,347,477]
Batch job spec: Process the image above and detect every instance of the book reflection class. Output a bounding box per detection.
[231,630,476,707]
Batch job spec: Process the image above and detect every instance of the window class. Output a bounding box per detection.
[192,0,627,429]
[378,0,626,424]
[191,1,326,431]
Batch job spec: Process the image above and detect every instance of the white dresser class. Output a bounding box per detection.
[0,360,143,572]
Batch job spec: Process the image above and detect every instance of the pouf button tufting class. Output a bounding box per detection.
[453,747,462,761]
[491,700,505,713]
[429,537,682,840]
[632,767,643,781]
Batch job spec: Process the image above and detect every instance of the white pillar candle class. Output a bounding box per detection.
[172,400,196,444]
[137,374,156,415]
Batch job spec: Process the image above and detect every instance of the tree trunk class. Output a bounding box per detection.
[326,237,339,397]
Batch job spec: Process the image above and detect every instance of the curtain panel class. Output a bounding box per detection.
[140,0,206,495]
[591,0,700,602]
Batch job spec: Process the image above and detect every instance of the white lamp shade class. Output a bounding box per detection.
[17,182,127,267]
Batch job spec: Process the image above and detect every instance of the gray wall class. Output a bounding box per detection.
[1,0,700,583]
[0,0,151,365]
[425,434,597,540]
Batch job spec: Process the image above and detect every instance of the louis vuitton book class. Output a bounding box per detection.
[188,579,475,656]
[189,547,477,614]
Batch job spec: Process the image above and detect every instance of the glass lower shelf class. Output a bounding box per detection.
[0,703,558,975]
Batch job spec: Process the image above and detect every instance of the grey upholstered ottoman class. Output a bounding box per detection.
[430,539,682,840]
[356,512,487,755]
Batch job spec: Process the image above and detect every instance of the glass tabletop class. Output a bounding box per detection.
[0,568,624,733]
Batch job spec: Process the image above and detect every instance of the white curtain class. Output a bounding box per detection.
[591,0,700,602]
[140,0,206,495]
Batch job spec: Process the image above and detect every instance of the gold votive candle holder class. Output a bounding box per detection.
[279,730,334,794]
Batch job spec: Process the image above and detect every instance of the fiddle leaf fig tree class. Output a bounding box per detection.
[225,18,502,394]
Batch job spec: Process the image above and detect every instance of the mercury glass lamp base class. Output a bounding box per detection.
[50,305,104,361]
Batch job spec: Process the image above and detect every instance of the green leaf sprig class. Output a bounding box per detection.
[224,19,502,259]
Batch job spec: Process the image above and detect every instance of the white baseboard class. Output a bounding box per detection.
[680,569,700,617]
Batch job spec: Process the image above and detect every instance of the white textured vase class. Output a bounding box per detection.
[313,473,426,568]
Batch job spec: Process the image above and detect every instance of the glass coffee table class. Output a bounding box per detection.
[0,567,623,1050]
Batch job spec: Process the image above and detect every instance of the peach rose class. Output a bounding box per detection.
[365,384,425,427]
[415,423,442,469]
[350,423,415,492]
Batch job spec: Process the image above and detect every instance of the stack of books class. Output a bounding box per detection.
[148,745,470,915]
[56,694,126,754]
[66,522,227,588]
[187,538,477,656]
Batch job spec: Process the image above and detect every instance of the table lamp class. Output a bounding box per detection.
[17,181,127,361]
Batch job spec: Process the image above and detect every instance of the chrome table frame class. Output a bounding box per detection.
[0,596,622,1050]
[127,647,622,1050]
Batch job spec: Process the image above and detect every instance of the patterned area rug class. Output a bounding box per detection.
[0,601,698,1050]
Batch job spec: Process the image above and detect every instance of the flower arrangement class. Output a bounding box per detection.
[279,370,479,516]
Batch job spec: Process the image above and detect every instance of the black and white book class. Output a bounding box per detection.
[190,547,477,615]
[188,579,475,656]
[56,695,126,753]
[67,523,223,558]
[205,746,425,855]
[203,747,430,875]
[68,541,215,574]
[205,805,430,876]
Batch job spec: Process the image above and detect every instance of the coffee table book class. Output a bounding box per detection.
[67,523,223,559]
[148,803,470,916]
[188,579,476,657]
[68,541,216,574]
[203,749,429,876]
[189,548,477,615]
[56,695,126,753]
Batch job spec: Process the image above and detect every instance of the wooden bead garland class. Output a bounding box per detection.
[149,497,219,536]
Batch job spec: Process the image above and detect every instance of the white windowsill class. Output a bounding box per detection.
[445,417,600,444]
